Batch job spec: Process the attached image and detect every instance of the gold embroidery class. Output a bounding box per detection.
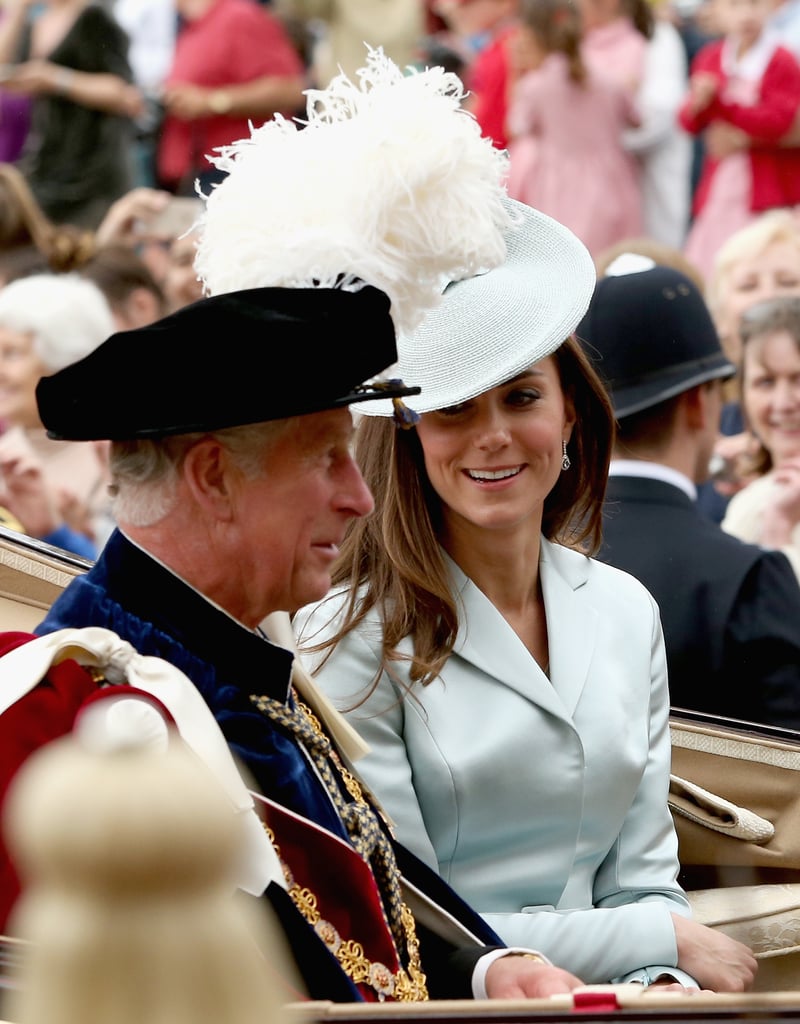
[261,821,428,1001]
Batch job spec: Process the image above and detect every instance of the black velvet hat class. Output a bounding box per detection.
[36,286,418,441]
[576,261,735,419]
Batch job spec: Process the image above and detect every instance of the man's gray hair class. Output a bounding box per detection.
[109,420,295,526]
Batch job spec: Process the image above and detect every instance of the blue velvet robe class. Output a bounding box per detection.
[37,530,503,1001]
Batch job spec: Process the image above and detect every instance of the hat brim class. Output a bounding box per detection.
[357,199,596,417]
[611,355,736,419]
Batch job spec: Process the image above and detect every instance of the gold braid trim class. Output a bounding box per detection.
[262,824,428,1001]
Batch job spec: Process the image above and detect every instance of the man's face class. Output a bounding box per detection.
[230,408,374,623]
[695,379,724,483]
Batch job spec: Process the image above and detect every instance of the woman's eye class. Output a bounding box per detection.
[438,402,470,417]
[506,388,540,406]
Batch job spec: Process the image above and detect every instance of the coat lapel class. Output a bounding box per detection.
[540,538,598,717]
[448,540,598,721]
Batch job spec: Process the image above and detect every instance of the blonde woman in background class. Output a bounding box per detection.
[699,209,800,520]
[721,296,800,579]
[0,273,115,556]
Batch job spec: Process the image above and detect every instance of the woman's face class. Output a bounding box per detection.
[743,330,800,465]
[415,356,574,539]
[718,239,800,362]
[0,327,44,428]
[712,0,772,45]
[162,232,203,313]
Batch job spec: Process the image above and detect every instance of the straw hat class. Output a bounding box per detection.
[358,198,596,417]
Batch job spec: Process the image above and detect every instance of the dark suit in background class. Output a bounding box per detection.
[599,472,800,730]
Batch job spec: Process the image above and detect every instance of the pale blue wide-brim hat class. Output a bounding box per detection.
[358,198,596,417]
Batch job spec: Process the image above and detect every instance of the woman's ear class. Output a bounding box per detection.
[181,439,235,521]
[563,393,577,441]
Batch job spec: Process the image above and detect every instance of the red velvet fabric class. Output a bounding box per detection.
[0,632,174,932]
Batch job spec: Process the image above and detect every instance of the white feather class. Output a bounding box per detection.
[194,47,511,334]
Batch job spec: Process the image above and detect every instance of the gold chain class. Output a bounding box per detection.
[262,807,428,999]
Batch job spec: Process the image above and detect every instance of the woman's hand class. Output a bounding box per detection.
[1,58,61,96]
[671,914,757,992]
[709,431,761,497]
[94,187,172,248]
[760,457,800,546]
[687,72,718,114]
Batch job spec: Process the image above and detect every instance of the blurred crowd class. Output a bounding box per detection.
[0,0,799,586]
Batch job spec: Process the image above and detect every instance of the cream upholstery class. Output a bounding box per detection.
[689,885,800,991]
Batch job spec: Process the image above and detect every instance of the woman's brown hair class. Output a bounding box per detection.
[0,162,94,275]
[306,336,615,689]
[519,0,587,84]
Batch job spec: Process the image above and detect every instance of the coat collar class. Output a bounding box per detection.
[448,537,597,720]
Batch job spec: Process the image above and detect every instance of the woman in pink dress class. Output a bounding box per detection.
[678,0,800,281]
[506,0,642,257]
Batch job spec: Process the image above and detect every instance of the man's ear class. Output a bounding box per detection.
[181,439,235,520]
[683,383,710,430]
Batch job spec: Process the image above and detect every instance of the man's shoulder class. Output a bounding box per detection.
[601,476,774,579]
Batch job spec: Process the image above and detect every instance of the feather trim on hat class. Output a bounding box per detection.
[194,47,512,335]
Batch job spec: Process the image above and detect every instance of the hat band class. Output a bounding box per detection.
[607,352,734,392]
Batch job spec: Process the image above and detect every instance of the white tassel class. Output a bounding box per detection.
[194,47,512,335]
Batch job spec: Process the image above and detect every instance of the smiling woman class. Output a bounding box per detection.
[722,296,800,579]
[295,198,759,993]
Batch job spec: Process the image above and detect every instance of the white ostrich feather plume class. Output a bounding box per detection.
[194,47,511,334]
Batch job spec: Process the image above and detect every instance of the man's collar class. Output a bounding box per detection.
[609,459,697,501]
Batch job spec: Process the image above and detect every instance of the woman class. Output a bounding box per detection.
[0,273,115,556]
[699,209,800,522]
[296,199,757,991]
[721,295,800,579]
[0,0,141,229]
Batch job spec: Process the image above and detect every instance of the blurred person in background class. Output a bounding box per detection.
[678,0,800,280]
[274,0,424,90]
[722,296,800,580]
[113,0,177,188]
[582,255,800,728]
[160,224,204,312]
[0,273,115,557]
[79,243,167,330]
[0,160,94,284]
[577,0,692,251]
[0,0,142,229]
[506,0,642,257]
[698,208,800,521]
[157,0,305,195]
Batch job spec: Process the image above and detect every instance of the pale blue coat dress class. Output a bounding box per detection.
[295,537,697,986]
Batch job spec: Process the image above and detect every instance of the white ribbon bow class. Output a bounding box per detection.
[0,626,284,895]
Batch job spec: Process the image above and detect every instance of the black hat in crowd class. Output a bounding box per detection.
[37,286,418,441]
[576,259,735,419]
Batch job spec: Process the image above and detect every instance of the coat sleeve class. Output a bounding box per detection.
[481,593,695,985]
[724,549,800,730]
[713,47,800,141]
[297,588,695,986]
[677,43,721,134]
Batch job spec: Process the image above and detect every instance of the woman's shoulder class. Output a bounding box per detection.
[546,539,660,612]
[295,583,382,649]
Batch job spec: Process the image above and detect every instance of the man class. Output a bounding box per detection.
[157,0,305,193]
[578,256,800,728]
[0,51,585,1005]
